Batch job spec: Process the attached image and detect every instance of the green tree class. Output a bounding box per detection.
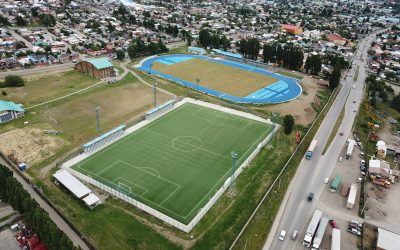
[148,42,159,55]
[0,14,11,26]
[66,47,71,54]
[116,49,125,60]
[38,14,56,27]
[329,65,341,90]
[4,75,25,87]
[392,94,400,112]
[16,16,28,26]
[220,35,230,50]
[199,29,211,48]
[186,32,193,46]
[283,115,295,134]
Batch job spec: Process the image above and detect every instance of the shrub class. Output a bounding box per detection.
[4,75,24,87]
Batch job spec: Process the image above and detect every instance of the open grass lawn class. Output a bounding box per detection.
[39,73,171,145]
[72,103,272,224]
[152,58,278,97]
[1,71,98,106]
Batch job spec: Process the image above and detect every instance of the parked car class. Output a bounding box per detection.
[307,192,314,202]
[324,178,329,184]
[348,223,362,231]
[339,156,343,162]
[339,131,344,136]
[291,230,298,240]
[361,160,365,166]
[360,165,366,172]
[347,228,361,236]
[350,220,363,228]
[360,151,364,157]
[357,177,362,183]
[279,230,286,240]
[329,219,339,229]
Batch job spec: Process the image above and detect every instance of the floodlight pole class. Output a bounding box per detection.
[153,81,157,107]
[271,112,278,133]
[95,106,100,134]
[230,151,238,188]
[195,78,200,92]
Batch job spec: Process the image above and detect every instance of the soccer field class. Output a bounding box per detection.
[152,58,278,97]
[72,103,272,224]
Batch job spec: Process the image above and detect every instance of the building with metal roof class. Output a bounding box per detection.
[377,228,400,250]
[74,57,115,79]
[0,100,24,124]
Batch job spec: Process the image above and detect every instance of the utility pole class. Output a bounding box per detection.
[95,106,100,134]
[195,78,200,92]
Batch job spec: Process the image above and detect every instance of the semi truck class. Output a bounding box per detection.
[330,174,342,192]
[346,183,358,209]
[306,140,317,160]
[346,139,356,159]
[303,209,322,247]
[312,216,329,250]
[331,228,341,250]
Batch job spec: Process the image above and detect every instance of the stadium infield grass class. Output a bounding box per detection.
[72,103,272,224]
[152,58,278,97]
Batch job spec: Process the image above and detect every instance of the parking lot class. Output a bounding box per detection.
[293,138,365,250]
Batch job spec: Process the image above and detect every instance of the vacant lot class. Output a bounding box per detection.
[153,58,278,97]
[1,71,98,107]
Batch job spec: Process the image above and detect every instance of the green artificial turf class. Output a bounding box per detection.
[72,103,272,224]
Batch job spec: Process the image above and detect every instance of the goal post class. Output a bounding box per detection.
[116,182,132,195]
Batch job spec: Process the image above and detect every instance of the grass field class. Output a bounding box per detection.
[1,71,98,106]
[152,58,278,97]
[72,103,272,224]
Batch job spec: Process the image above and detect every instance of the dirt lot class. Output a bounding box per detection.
[0,127,65,166]
[153,58,278,97]
[0,229,19,250]
[268,75,322,126]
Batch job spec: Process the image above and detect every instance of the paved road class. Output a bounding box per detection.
[264,30,386,250]
[0,158,89,250]
[7,28,33,49]
[0,63,74,80]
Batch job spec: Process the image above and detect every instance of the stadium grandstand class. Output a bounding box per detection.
[145,100,175,120]
[82,125,126,153]
[188,47,206,55]
[212,49,243,59]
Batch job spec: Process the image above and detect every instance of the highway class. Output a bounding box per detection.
[264,30,384,250]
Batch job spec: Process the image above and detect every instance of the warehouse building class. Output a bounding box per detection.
[74,57,114,79]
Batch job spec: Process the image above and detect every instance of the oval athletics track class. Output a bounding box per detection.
[137,54,302,104]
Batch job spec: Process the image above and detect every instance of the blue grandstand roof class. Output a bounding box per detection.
[212,49,243,59]
[83,57,113,69]
[0,100,24,112]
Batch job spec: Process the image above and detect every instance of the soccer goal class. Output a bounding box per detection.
[116,182,132,195]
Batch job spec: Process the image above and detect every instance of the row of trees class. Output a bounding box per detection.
[237,38,260,60]
[198,29,231,50]
[304,54,322,75]
[0,165,78,250]
[127,38,168,59]
[263,44,304,71]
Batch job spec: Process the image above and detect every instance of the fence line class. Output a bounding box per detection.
[64,124,279,232]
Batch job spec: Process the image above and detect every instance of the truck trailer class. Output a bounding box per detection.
[341,183,350,197]
[346,183,358,209]
[331,228,341,250]
[303,209,322,247]
[306,140,317,160]
[312,216,329,250]
[346,139,355,159]
[330,175,342,192]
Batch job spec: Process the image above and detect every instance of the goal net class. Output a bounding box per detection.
[116,182,132,195]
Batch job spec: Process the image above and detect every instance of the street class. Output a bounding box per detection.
[0,63,74,80]
[264,30,384,250]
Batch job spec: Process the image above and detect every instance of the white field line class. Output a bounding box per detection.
[26,79,105,109]
[113,177,148,197]
[119,160,181,188]
[159,186,180,206]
